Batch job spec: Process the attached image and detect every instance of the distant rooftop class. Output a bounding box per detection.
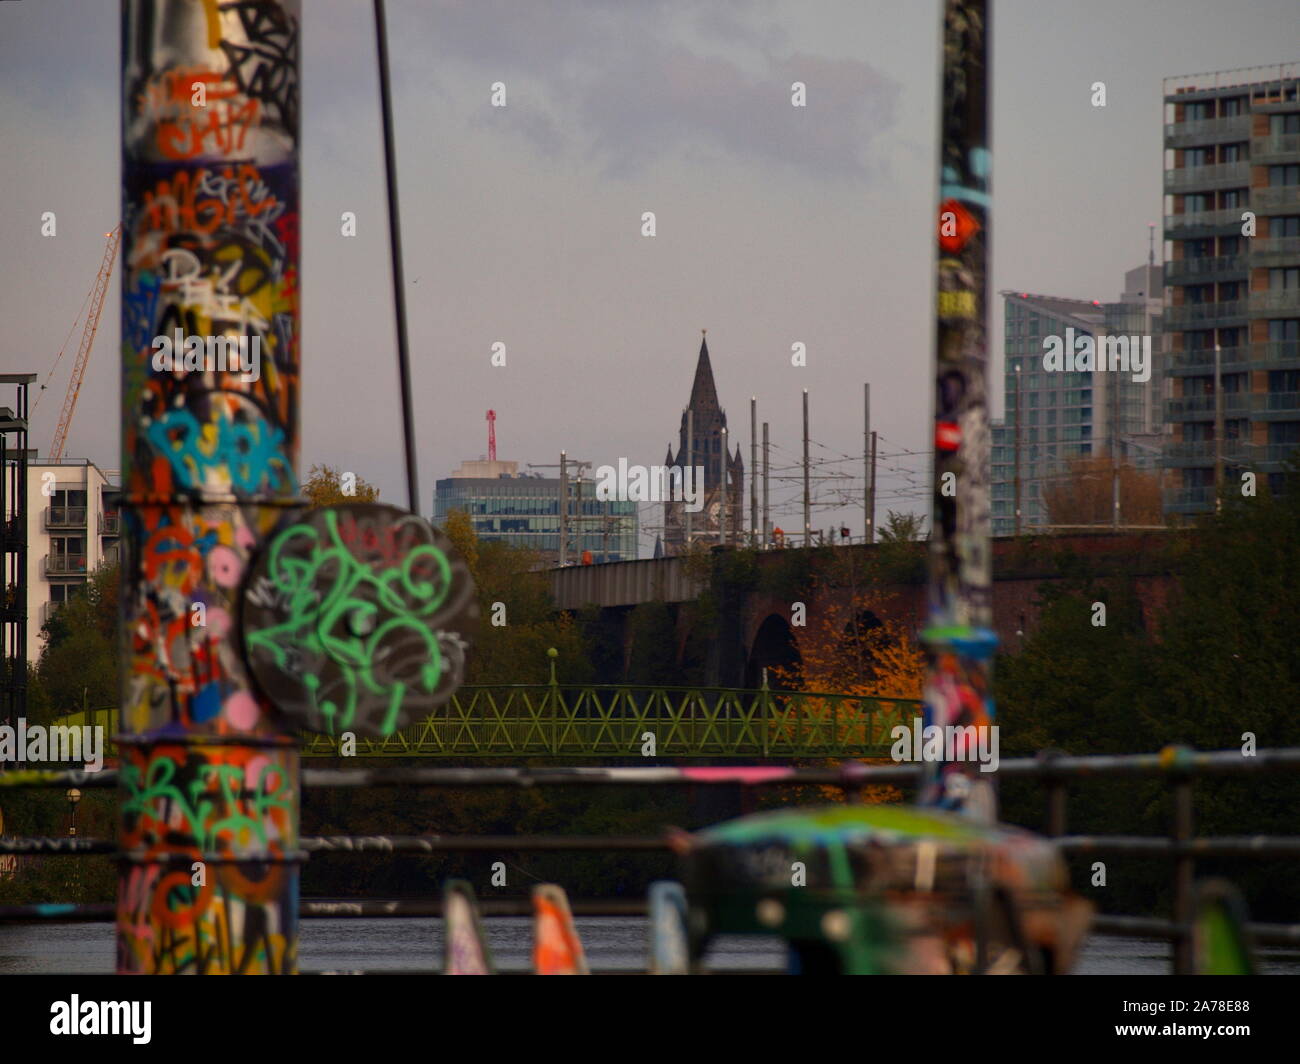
[1164,62,1299,97]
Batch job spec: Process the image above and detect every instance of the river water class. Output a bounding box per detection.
[3,920,1299,974]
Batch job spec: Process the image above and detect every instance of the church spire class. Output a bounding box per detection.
[688,330,720,414]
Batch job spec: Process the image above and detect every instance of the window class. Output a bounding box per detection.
[1185,102,1211,121]
[1220,235,1241,255]
[1269,165,1300,187]
[1186,238,1213,258]
[1221,143,1243,163]
[1271,113,1300,135]
[1272,216,1300,238]
[1269,370,1300,392]
[1184,193,1210,213]
[1221,98,1244,117]
[1221,189,1246,209]
[1270,320,1300,341]
[1220,281,1242,300]
[1185,148,1211,167]
[1270,267,1300,290]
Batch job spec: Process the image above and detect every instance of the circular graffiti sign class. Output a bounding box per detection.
[240,503,477,738]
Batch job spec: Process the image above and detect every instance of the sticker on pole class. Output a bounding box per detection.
[240,503,477,737]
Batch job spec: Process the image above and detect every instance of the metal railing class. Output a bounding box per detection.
[3,745,1300,975]
[98,511,120,535]
[1161,254,1246,284]
[1254,186,1300,212]
[1163,162,1249,194]
[45,685,923,759]
[43,553,87,575]
[1249,289,1300,315]
[1163,114,1251,147]
[1163,300,1247,329]
[45,505,86,529]
[1252,133,1300,164]
[1163,208,1242,235]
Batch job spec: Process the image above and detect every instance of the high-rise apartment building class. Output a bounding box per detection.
[1162,63,1300,516]
[992,267,1164,536]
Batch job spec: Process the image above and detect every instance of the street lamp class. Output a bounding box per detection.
[66,788,81,837]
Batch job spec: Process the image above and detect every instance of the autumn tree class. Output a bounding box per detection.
[436,508,591,685]
[1041,453,1164,528]
[302,464,380,508]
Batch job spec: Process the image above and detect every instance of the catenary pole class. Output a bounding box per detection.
[922,0,996,818]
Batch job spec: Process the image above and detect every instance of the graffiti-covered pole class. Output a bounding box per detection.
[922,0,997,817]
[118,0,301,972]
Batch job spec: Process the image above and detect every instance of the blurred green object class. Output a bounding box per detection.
[1191,880,1257,975]
[682,804,1092,975]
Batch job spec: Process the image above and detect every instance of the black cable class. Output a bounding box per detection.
[374,0,421,514]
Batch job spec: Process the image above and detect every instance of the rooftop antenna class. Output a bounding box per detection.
[486,409,497,462]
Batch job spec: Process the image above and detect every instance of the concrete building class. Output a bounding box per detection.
[1161,63,1300,517]
[24,460,120,663]
[992,265,1164,536]
[433,457,638,566]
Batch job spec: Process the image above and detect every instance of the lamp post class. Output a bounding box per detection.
[66,788,81,838]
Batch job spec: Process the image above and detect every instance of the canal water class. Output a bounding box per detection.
[3,920,1300,974]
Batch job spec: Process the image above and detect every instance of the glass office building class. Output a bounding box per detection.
[433,460,638,564]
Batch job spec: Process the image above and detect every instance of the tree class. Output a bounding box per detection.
[434,508,591,685]
[1041,453,1164,528]
[302,464,380,508]
[879,510,925,543]
[32,562,119,724]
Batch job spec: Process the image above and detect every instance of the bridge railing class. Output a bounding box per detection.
[2,747,1300,974]
[41,686,922,760]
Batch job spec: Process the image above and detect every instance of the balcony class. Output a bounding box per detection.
[1248,289,1300,316]
[1260,443,1300,466]
[1254,186,1300,213]
[44,553,87,575]
[1164,208,1243,237]
[45,505,87,529]
[1251,133,1300,165]
[1164,161,1250,193]
[41,600,62,625]
[1162,254,1247,285]
[1164,393,1252,420]
[99,511,121,535]
[1163,114,1250,148]
[1162,300,1247,329]
[1254,392,1300,419]
[1163,486,1216,514]
[1167,346,1252,375]
[1251,236,1300,267]
[1253,340,1300,368]
[1163,440,1257,466]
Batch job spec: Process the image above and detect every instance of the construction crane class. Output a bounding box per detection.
[47,224,121,463]
[486,409,497,462]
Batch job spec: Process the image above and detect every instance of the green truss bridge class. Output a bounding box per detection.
[51,686,921,759]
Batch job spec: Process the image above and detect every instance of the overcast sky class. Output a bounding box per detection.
[2,0,1297,554]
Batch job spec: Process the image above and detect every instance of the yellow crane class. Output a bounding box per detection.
[44,224,122,463]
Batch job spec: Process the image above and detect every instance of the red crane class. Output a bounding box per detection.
[486,409,496,462]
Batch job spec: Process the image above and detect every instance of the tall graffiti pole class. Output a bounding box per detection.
[922,0,997,817]
[118,0,301,973]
